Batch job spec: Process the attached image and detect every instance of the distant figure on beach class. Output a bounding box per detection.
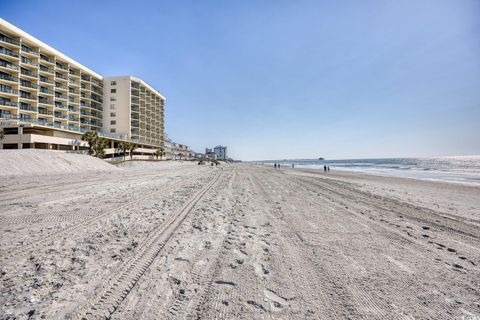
[274,163,277,169]
[324,165,327,172]
[328,166,330,172]
[292,164,294,169]
[278,164,281,169]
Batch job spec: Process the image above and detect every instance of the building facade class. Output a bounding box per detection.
[214,145,227,160]
[0,19,165,156]
[103,76,165,146]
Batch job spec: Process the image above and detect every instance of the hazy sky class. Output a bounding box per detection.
[2,0,479,160]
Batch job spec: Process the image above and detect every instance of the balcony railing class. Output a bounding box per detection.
[21,69,38,78]
[0,47,19,58]
[40,55,54,64]
[55,73,68,80]
[55,82,68,89]
[0,35,20,46]
[55,93,68,100]
[21,45,39,56]
[54,103,68,110]
[38,98,54,105]
[19,104,37,112]
[20,92,36,100]
[38,109,54,115]
[0,87,18,94]
[0,100,17,107]
[21,57,38,67]
[56,63,68,71]
[39,77,54,84]
[0,60,19,70]
[20,82,37,89]
[39,65,54,74]
[0,73,18,82]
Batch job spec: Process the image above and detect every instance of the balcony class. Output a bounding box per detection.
[0,60,19,71]
[68,106,79,113]
[21,57,38,67]
[56,63,68,71]
[19,104,37,112]
[19,92,36,101]
[0,73,18,83]
[20,69,38,78]
[39,77,54,84]
[69,69,80,77]
[0,86,18,95]
[40,55,54,65]
[69,78,79,85]
[69,88,79,95]
[0,47,19,59]
[0,100,17,107]
[39,65,54,74]
[0,35,20,47]
[55,82,68,90]
[38,97,54,105]
[54,103,68,110]
[39,88,53,96]
[20,81,37,89]
[21,45,39,57]
[55,72,68,80]
[38,109,54,116]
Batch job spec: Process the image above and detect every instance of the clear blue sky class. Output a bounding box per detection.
[2,0,479,160]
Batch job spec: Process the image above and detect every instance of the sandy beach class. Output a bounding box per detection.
[1,161,479,319]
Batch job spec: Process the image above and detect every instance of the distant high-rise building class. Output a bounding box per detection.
[214,145,227,160]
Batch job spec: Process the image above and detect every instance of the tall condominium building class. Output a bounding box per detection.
[0,19,165,155]
[103,76,165,146]
[214,145,227,160]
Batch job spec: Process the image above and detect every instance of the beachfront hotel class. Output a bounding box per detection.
[0,18,165,156]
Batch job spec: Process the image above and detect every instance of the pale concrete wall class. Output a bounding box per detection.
[103,76,131,138]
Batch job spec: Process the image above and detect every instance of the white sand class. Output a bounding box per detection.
[0,150,118,176]
[1,163,479,319]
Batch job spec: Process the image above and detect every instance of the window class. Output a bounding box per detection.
[110,112,116,117]
[110,104,116,109]
[110,81,116,86]
[110,97,116,102]
[110,120,116,125]
[110,89,116,93]
[110,128,116,133]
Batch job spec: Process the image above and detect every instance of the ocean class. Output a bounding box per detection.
[259,156,480,185]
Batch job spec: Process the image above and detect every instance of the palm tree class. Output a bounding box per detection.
[154,147,165,160]
[128,142,138,160]
[81,131,98,155]
[93,137,109,158]
[117,142,128,161]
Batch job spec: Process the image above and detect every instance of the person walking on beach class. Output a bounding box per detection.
[327,166,330,172]
[274,163,277,169]
[324,165,327,172]
[292,164,294,169]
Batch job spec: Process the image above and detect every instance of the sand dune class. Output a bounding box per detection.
[0,150,118,176]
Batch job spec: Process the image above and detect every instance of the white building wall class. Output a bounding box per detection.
[103,76,131,138]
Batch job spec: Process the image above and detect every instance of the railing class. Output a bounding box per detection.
[55,82,68,89]
[39,77,54,84]
[21,45,39,56]
[68,107,79,113]
[38,98,54,105]
[0,73,18,82]
[40,55,54,64]
[38,109,54,115]
[0,100,17,107]
[20,92,35,100]
[55,94,68,100]
[0,35,20,46]
[39,65,54,74]
[54,103,68,109]
[0,47,19,58]
[0,87,18,94]
[56,63,68,71]
[19,104,37,112]
[20,82,37,89]
[21,57,38,67]
[55,73,68,80]
[69,79,79,85]
[0,60,19,70]
[21,69,38,78]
